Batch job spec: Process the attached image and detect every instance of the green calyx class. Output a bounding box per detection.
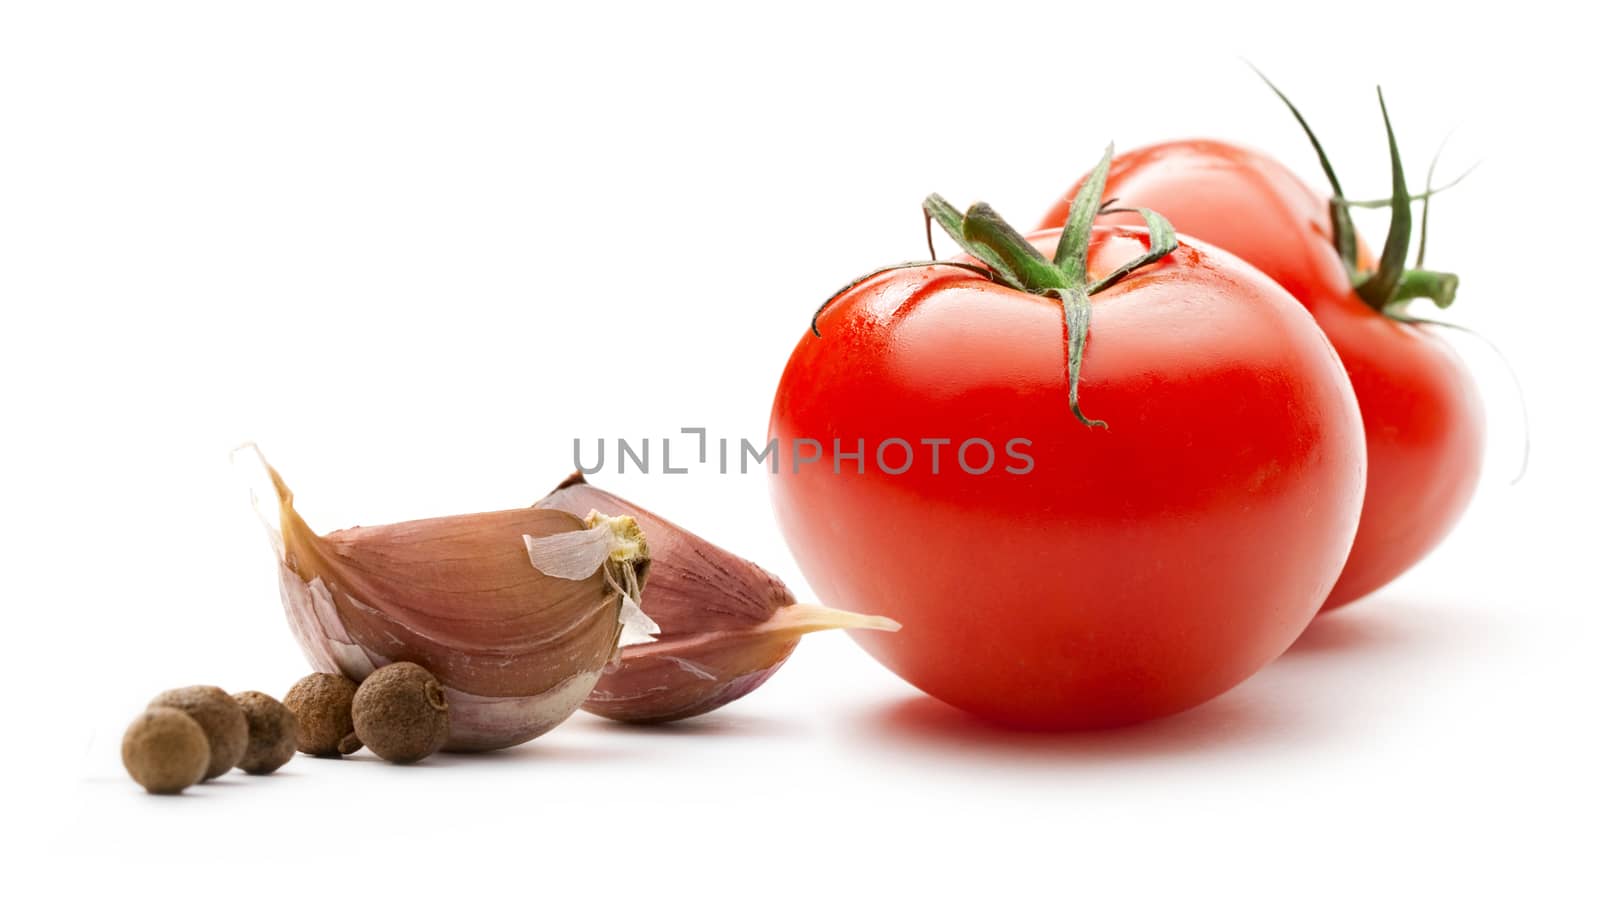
[1254,69,1464,318]
[809,144,1177,429]
[923,145,1179,429]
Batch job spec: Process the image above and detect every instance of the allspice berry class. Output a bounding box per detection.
[352,662,451,763]
[122,706,210,794]
[283,672,361,757]
[149,685,249,780]
[233,691,299,775]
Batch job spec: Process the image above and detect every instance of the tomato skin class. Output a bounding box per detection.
[1042,141,1486,609]
[769,227,1365,728]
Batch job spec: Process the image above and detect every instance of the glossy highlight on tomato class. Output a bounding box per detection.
[1042,140,1485,608]
[769,225,1366,728]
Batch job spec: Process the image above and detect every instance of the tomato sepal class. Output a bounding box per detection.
[1255,71,1466,321]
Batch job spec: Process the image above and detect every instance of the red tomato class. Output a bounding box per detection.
[769,225,1366,728]
[1041,140,1485,608]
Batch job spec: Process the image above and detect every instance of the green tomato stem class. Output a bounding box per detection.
[1250,64,1360,277]
[1388,269,1459,311]
[1355,88,1413,311]
[815,146,1179,429]
[1254,69,1464,319]
[917,146,1176,429]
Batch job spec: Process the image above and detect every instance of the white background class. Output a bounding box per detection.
[3,1,1595,897]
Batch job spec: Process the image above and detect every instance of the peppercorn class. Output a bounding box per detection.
[122,706,210,794]
[352,662,451,763]
[283,672,361,757]
[148,685,248,780]
[232,691,299,774]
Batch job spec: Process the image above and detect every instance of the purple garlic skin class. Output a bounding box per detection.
[243,448,649,752]
[536,473,897,724]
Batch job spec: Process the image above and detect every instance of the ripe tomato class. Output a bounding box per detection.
[769,199,1366,727]
[1040,132,1485,609]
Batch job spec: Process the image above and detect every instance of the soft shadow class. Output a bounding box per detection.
[853,689,1302,767]
[89,775,253,797]
[1285,603,1418,657]
[281,741,644,768]
[88,778,227,799]
[850,597,1499,767]
[1285,592,1494,658]
[409,741,643,766]
[226,769,306,779]
[583,710,799,740]
[191,775,249,787]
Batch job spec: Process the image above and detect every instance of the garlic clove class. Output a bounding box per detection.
[591,603,899,724]
[239,447,651,751]
[535,473,899,723]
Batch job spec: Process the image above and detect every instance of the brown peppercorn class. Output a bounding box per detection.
[122,706,210,794]
[283,672,361,757]
[352,662,451,763]
[232,691,299,774]
[148,685,248,780]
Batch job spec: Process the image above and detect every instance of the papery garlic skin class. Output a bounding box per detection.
[245,449,649,751]
[441,677,596,750]
[277,568,378,679]
[276,564,615,750]
[536,473,897,724]
[584,604,895,723]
